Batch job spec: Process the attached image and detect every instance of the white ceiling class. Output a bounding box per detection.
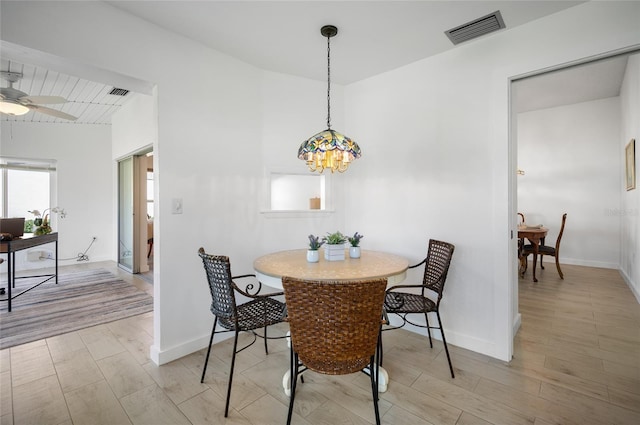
[106,0,585,85]
[513,54,630,113]
[0,1,631,124]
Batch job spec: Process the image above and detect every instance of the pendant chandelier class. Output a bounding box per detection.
[298,25,361,173]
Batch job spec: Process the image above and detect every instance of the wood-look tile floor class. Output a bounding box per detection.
[1,261,639,424]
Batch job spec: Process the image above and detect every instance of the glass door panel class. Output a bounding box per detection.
[118,157,134,272]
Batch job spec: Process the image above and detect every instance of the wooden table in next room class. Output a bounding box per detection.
[518,226,548,282]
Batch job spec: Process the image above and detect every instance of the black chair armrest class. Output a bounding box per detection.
[408,258,427,270]
[386,283,423,292]
[232,274,284,298]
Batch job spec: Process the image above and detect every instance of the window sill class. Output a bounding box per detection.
[260,210,335,219]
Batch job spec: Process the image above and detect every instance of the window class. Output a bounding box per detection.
[1,158,55,231]
[270,173,326,211]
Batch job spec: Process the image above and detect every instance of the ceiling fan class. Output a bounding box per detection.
[0,71,77,121]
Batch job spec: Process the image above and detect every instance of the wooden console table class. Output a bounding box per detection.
[1,233,58,312]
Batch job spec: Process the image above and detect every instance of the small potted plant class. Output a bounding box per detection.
[347,232,363,258]
[307,234,324,263]
[323,231,347,261]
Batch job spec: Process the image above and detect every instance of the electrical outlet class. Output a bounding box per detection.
[172,198,183,214]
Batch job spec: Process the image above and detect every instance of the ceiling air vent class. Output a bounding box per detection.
[445,10,506,45]
[108,87,129,96]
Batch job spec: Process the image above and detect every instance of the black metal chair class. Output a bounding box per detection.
[198,247,287,417]
[282,277,387,425]
[383,239,456,378]
[521,213,567,279]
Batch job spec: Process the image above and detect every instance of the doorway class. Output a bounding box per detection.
[510,49,639,341]
[117,149,154,276]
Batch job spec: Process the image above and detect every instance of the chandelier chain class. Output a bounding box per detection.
[298,25,360,174]
[327,33,331,129]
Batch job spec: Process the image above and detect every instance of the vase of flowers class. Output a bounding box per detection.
[28,209,52,235]
[28,207,66,236]
[348,232,363,258]
[307,234,324,262]
[323,231,347,261]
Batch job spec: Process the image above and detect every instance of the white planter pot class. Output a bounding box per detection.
[307,249,319,263]
[349,246,361,259]
[324,244,346,261]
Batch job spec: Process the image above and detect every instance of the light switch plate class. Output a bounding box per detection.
[172,198,183,214]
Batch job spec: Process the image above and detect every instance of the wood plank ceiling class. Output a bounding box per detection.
[0,59,135,125]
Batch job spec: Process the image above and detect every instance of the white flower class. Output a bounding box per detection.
[51,207,67,218]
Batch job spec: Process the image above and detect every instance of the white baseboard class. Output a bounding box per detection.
[150,331,234,366]
[620,268,640,304]
[386,315,506,361]
[550,257,618,269]
[513,313,522,336]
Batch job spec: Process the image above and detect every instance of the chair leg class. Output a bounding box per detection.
[224,330,240,417]
[286,350,299,425]
[200,317,218,383]
[519,255,527,277]
[555,256,564,279]
[540,254,545,269]
[263,325,269,355]
[424,313,433,348]
[369,355,381,425]
[378,328,384,367]
[436,311,455,379]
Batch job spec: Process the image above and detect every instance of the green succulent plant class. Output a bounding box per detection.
[323,231,347,245]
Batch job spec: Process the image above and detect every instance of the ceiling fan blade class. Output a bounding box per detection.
[27,104,78,121]
[20,95,67,105]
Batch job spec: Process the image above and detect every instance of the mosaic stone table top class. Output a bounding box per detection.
[254,249,409,288]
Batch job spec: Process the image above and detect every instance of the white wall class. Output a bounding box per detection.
[112,92,157,160]
[0,122,114,271]
[1,1,347,363]
[620,54,640,301]
[518,98,622,269]
[2,1,639,363]
[345,1,640,359]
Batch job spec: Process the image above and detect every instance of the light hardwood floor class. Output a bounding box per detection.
[1,261,639,424]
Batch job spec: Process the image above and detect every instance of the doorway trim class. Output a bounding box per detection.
[507,44,640,358]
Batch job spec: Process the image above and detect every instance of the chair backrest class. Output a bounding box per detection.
[555,213,567,253]
[198,247,237,327]
[423,239,455,301]
[282,277,387,375]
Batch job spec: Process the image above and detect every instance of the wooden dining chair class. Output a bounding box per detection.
[521,213,567,279]
[197,248,287,417]
[383,239,456,378]
[282,276,387,425]
[517,213,526,272]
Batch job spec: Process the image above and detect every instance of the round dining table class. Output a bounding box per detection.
[254,248,409,289]
[253,248,409,394]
